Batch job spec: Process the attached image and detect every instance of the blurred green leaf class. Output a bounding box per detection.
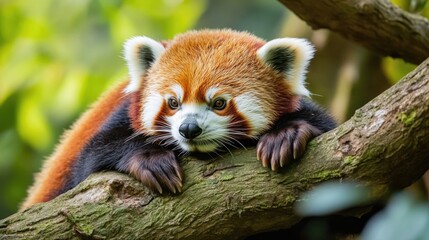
[361,193,429,240]
[295,181,371,216]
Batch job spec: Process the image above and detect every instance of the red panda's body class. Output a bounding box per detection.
[22,30,336,209]
[22,81,128,207]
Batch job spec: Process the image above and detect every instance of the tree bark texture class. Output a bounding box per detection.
[278,0,429,65]
[1,57,429,239]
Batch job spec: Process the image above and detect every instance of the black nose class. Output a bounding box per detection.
[179,122,202,140]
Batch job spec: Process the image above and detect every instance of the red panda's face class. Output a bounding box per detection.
[146,83,249,152]
[124,30,314,153]
[140,68,276,153]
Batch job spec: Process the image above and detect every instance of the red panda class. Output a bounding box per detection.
[22,29,336,209]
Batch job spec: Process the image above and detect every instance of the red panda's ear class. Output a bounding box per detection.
[123,36,166,93]
[257,38,315,97]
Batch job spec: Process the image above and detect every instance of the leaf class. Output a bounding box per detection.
[295,181,371,216]
[361,193,429,240]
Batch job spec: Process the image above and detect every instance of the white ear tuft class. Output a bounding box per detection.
[257,38,315,97]
[123,36,165,93]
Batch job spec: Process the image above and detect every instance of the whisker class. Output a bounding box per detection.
[177,150,189,157]
[207,150,224,160]
[220,136,246,150]
[125,131,144,142]
[210,138,234,157]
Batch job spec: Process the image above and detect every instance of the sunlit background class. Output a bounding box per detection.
[0,0,426,227]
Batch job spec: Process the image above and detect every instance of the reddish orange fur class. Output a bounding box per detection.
[21,81,129,209]
[128,90,144,130]
[226,101,251,134]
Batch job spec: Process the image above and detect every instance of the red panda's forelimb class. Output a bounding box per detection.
[256,98,337,171]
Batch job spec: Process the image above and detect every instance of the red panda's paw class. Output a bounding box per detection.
[128,149,184,194]
[256,120,322,171]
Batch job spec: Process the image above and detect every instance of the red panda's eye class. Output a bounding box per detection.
[168,97,179,110]
[212,98,226,110]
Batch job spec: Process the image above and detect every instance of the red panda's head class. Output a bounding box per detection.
[124,30,314,153]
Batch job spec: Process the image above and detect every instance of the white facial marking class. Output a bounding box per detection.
[257,38,315,97]
[205,87,219,102]
[171,84,184,102]
[166,102,231,152]
[142,93,164,131]
[235,93,269,136]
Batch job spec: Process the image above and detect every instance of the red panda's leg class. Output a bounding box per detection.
[256,98,337,171]
[72,141,184,194]
[126,148,184,194]
[257,121,321,171]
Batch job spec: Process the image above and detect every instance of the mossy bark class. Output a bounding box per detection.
[1,58,429,239]
[279,0,429,64]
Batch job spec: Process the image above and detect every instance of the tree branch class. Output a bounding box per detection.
[1,57,429,239]
[278,0,429,64]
